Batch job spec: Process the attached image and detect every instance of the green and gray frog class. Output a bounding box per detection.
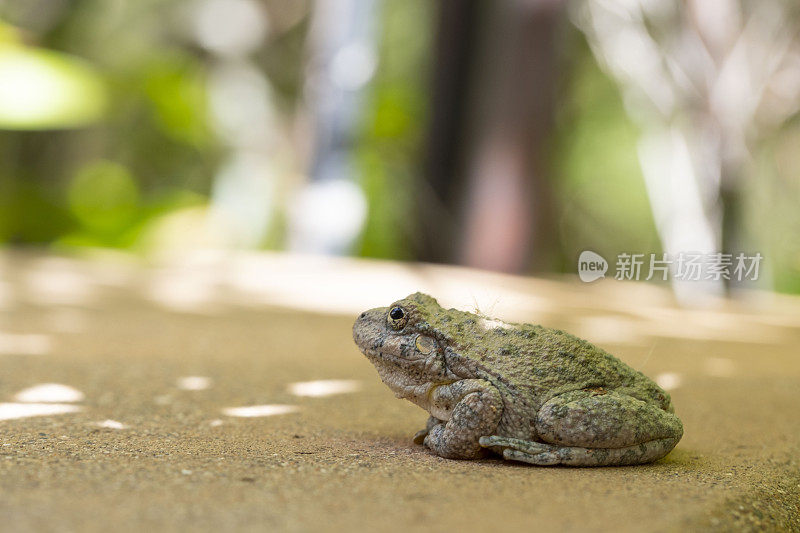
[353,293,683,466]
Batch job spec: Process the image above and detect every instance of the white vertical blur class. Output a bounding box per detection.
[288,179,367,254]
[211,152,276,248]
[192,0,268,57]
[573,0,800,305]
[288,0,379,255]
[638,127,724,300]
[190,0,289,249]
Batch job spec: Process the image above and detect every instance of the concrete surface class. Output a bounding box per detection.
[0,250,799,532]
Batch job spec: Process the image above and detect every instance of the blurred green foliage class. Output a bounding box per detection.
[356,0,431,260]
[0,43,106,129]
[68,160,139,238]
[749,123,800,294]
[0,0,223,249]
[142,55,212,148]
[0,0,797,294]
[552,39,661,270]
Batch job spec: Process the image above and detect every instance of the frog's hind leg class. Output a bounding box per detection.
[478,436,560,465]
[478,435,680,466]
[480,388,683,466]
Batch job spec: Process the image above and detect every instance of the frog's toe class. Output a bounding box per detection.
[479,435,508,448]
[479,435,553,455]
[412,429,428,445]
[503,448,560,466]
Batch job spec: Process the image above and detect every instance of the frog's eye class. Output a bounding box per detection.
[387,306,407,330]
[415,335,437,355]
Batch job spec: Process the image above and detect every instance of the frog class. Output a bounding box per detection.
[352,293,683,466]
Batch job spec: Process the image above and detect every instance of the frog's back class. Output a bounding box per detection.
[452,322,670,411]
[412,298,670,412]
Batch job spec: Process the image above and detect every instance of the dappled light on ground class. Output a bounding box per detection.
[703,357,736,378]
[14,383,85,403]
[655,372,683,391]
[146,265,221,313]
[575,315,643,344]
[287,380,361,398]
[24,258,97,306]
[93,419,127,429]
[176,376,214,391]
[0,383,85,421]
[44,309,89,333]
[222,405,300,418]
[0,403,81,421]
[0,332,51,355]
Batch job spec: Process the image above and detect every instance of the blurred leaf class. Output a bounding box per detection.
[68,160,139,236]
[143,56,212,147]
[0,181,76,243]
[0,44,107,129]
[371,86,417,140]
[59,187,207,251]
[356,149,414,259]
[354,0,431,260]
[0,21,23,44]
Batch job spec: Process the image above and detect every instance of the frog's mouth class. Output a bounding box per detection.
[355,338,419,366]
[353,333,423,368]
[353,312,393,362]
[353,307,431,367]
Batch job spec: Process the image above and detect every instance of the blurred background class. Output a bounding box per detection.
[1,0,799,302]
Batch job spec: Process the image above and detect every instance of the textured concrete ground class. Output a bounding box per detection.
[1,251,799,532]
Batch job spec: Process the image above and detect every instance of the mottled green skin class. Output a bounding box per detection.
[353,293,683,466]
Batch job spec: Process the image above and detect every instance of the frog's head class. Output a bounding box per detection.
[353,293,453,398]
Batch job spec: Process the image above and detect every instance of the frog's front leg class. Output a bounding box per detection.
[421,379,503,459]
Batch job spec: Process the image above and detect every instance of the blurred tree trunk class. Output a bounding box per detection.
[421,0,564,273]
[419,0,481,264]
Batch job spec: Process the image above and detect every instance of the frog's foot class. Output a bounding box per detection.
[412,429,428,445]
[413,415,444,445]
[479,435,681,466]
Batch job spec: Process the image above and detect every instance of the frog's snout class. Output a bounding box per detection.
[353,307,387,352]
[352,310,370,337]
